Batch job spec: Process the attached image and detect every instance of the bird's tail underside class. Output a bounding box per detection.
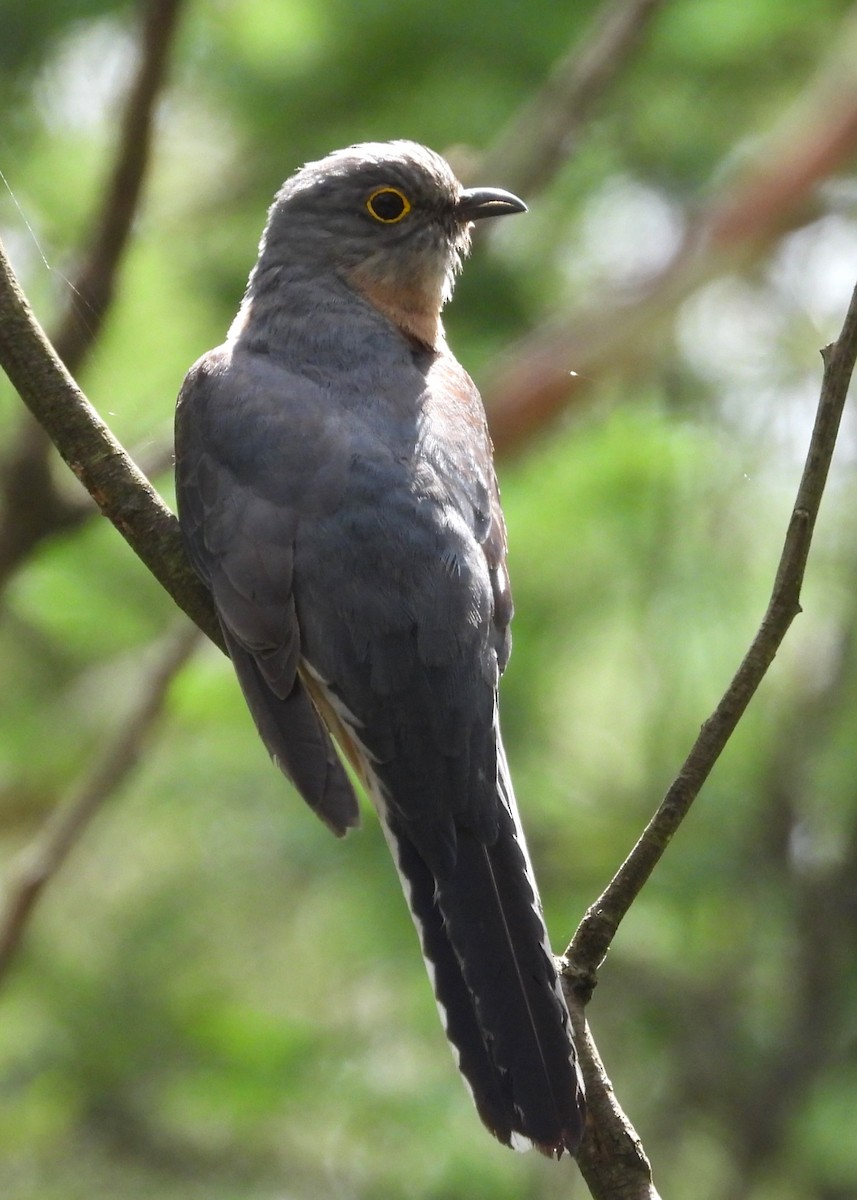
[377,738,586,1158]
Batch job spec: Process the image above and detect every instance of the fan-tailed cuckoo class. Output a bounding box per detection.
[175,140,585,1157]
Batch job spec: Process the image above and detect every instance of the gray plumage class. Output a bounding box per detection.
[175,140,585,1156]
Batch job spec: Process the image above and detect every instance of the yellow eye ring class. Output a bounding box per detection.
[366,186,411,224]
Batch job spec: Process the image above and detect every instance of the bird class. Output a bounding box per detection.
[174,139,585,1158]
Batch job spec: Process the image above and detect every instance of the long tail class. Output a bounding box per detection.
[378,730,585,1157]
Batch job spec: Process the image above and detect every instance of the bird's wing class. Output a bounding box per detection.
[282,354,505,872]
[174,346,360,836]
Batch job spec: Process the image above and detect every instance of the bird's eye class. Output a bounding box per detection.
[366,187,411,224]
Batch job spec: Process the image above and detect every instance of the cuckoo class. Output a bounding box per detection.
[174,140,585,1157]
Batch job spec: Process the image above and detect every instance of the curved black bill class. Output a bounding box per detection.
[456,187,527,222]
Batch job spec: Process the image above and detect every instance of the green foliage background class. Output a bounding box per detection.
[2,1,857,1197]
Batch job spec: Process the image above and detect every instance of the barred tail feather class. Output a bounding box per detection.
[383,824,520,1145]
[376,734,585,1157]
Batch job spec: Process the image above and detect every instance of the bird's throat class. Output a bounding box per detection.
[346,263,445,350]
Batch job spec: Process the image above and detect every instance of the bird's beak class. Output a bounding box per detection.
[455,187,527,222]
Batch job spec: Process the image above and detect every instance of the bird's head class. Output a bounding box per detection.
[254,140,526,347]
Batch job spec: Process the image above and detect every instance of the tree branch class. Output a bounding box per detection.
[568,1000,661,1200]
[550,275,857,1200]
[53,0,185,375]
[0,0,185,589]
[0,623,200,983]
[484,9,857,453]
[565,277,857,986]
[478,0,666,197]
[0,233,223,649]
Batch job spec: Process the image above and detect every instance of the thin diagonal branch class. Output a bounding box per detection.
[478,0,666,197]
[484,6,857,453]
[565,277,857,985]
[53,0,184,374]
[0,623,201,983]
[0,0,185,589]
[0,233,223,649]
